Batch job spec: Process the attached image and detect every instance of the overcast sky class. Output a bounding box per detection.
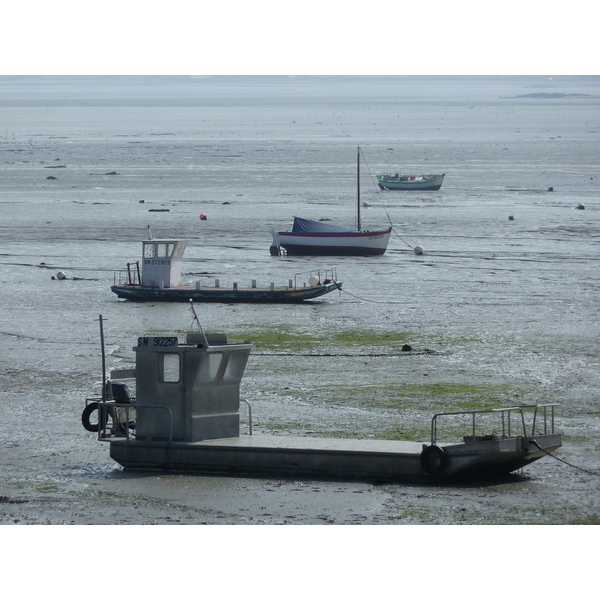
[3,1,595,75]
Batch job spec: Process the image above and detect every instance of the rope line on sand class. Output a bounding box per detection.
[252,352,436,357]
[359,147,416,250]
[339,288,405,304]
[530,439,600,477]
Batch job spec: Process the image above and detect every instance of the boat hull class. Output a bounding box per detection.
[108,432,561,483]
[275,228,392,256]
[436,433,562,480]
[378,174,445,191]
[111,281,341,303]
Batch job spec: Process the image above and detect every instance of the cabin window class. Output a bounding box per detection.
[197,352,223,384]
[159,353,180,383]
[144,243,155,258]
[223,351,248,383]
[157,243,174,258]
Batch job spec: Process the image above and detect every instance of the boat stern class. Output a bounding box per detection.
[420,405,562,481]
[441,433,562,479]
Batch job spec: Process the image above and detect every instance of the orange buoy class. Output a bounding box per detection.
[199,213,207,220]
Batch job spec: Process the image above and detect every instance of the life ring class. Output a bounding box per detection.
[81,402,108,432]
[420,445,447,476]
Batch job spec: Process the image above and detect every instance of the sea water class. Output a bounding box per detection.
[0,75,599,525]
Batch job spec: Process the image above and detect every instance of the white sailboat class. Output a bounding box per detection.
[271,147,392,256]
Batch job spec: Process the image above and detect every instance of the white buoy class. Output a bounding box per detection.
[56,271,66,280]
[413,245,424,256]
[309,276,319,286]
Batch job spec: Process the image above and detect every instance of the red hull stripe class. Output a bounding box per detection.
[278,228,391,239]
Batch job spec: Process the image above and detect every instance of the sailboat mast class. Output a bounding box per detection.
[357,145,361,231]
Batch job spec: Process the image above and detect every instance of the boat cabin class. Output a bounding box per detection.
[140,238,188,288]
[133,333,253,442]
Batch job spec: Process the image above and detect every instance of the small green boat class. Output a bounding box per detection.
[377,173,445,190]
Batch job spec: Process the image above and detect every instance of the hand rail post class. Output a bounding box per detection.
[240,398,253,435]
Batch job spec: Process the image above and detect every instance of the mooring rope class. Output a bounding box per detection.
[359,147,416,250]
[448,179,463,190]
[530,439,600,477]
[339,287,405,304]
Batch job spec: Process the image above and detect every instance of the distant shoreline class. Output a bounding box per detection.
[501,92,599,99]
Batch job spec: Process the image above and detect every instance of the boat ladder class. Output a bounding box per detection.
[113,261,141,286]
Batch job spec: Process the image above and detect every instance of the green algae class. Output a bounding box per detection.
[282,381,530,412]
[234,324,477,352]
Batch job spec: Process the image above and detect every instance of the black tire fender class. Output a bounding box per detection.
[81,402,108,432]
[420,444,448,476]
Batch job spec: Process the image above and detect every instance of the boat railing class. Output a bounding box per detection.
[292,266,338,289]
[240,398,253,435]
[430,403,559,446]
[94,401,253,439]
[95,401,174,442]
[113,264,337,291]
[113,261,141,286]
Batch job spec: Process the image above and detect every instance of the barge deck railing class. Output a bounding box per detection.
[430,403,559,446]
[292,266,338,289]
[92,401,174,442]
[113,266,338,291]
[91,399,253,440]
[113,262,141,286]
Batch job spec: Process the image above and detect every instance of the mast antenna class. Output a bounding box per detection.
[97,314,107,401]
[357,145,361,231]
[188,299,209,346]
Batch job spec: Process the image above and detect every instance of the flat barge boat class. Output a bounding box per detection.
[111,237,341,303]
[83,319,561,483]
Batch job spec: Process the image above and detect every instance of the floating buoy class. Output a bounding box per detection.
[508,215,514,221]
[414,245,424,255]
[269,245,280,256]
[576,203,585,210]
[56,271,66,280]
[548,186,554,192]
[199,213,207,220]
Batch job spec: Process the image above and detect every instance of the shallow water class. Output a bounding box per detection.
[1,75,599,525]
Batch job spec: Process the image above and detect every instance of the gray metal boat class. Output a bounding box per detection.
[82,317,562,483]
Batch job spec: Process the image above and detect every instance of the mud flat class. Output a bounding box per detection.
[1,76,599,529]
[1,315,599,526]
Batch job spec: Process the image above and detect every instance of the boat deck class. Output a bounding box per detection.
[110,434,429,481]
[190,435,425,454]
[111,281,341,303]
